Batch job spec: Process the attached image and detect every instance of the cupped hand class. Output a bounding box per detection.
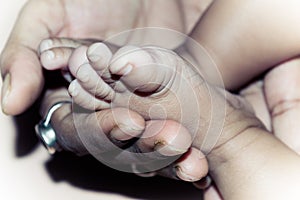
[0,0,137,115]
[40,87,209,182]
[37,35,210,183]
[1,0,194,115]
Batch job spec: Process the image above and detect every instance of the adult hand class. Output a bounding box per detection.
[0,0,214,188]
[1,0,202,115]
[0,0,131,114]
[40,87,209,182]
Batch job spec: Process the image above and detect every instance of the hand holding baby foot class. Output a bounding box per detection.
[68,42,260,153]
[69,43,205,139]
[40,87,209,182]
[39,39,300,200]
[1,0,205,116]
[39,38,210,182]
[67,43,299,200]
[53,41,260,173]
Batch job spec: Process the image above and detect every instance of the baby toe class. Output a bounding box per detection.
[109,45,175,93]
[87,43,113,81]
[69,80,110,110]
[76,64,115,101]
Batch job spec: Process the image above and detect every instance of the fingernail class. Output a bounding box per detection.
[123,122,145,132]
[1,73,11,114]
[115,124,144,140]
[154,140,188,156]
[88,54,102,63]
[45,50,55,60]
[68,81,79,96]
[175,166,198,182]
[39,39,53,53]
[110,128,133,141]
[120,64,133,76]
[112,63,133,76]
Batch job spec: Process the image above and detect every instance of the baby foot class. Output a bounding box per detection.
[71,42,263,156]
[40,39,210,181]
[70,43,229,153]
[40,39,204,157]
[39,38,262,182]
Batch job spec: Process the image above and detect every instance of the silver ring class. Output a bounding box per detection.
[35,101,72,154]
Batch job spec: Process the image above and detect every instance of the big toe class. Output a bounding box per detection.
[109,46,176,93]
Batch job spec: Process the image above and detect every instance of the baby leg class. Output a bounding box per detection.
[189,0,300,89]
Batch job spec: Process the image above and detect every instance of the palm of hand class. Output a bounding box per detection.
[41,0,138,40]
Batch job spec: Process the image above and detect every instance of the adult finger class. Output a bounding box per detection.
[40,87,145,155]
[41,89,210,180]
[0,0,64,115]
[264,58,300,153]
[134,147,209,183]
[173,147,208,182]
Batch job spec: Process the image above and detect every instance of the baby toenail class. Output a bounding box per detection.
[69,81,79,96]
[114,63,133,76]
[121,64,133,75]
[77,66,91,82]
[45,50,55,60]
[88,54,102,62]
